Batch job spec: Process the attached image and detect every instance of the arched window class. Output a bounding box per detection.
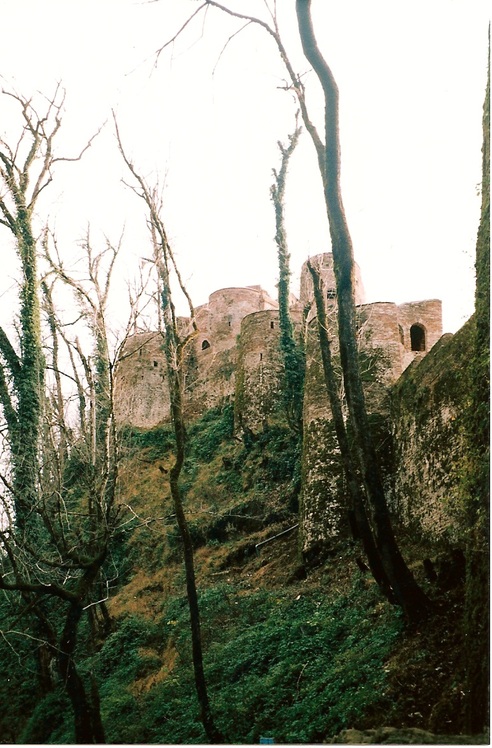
[201,339,211,350]
[270,320,275,329]
[410,324,426,352]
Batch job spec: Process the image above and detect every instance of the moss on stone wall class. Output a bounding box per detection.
[300,416,347,556]
[391,321,475,545]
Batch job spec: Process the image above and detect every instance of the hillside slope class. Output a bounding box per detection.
[2,404,486,744]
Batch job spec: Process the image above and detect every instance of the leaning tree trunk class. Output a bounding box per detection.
[296,0,429,621]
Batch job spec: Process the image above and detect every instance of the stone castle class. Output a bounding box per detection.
[114,252,442,430]
[114,252,462,555]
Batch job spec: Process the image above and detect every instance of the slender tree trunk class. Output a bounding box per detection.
[271,120,305,433]
[115,121,224,742]
[296,0,429,621]
[13,220,44,532]
[307,262,396,603]
[159,298,224,743]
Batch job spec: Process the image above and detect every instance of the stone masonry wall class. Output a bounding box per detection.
[234,308,304,433]
[301,317,346,551]
[115,285,277,428]
[113,332,170,429]
[234,310,283,432]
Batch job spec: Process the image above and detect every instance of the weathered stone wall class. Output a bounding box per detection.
[234,308,305,432]
[234,310,283,432]
[300,318,347,552]
[115,285,277,428]
[390,320,473,545]
[298,290,444,555]
[207,286,277,350]
[299,305,401,555]
[113,332,170,428]
[398,299,443,370]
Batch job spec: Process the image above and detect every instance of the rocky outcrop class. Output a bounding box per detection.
[390,320,474,545]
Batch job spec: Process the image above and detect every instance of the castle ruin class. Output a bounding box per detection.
[114,252,445,554]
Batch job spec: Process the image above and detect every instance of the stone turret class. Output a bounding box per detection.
[113,332,170,429]
[234,308,304,432]
[299,253,365,321]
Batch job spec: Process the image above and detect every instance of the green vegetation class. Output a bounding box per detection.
[0,403,484,743]
[121,424,175,460]
[14,578,403,744]
[94,578,401,744]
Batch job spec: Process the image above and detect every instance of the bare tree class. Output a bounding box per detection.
[0,89,139,742]
[115,118,225,744]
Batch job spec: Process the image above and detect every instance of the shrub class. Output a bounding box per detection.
[187,403,235,462]
[120,426,175,460]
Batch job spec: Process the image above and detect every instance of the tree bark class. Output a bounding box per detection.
[296,0,429,621]
[161,323,225,744]
[58,602,105,744]
[271,119,305,434]
[115,122,224,742]
[307,262,396,603]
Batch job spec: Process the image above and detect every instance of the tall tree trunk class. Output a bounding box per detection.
[58,602,105,744]
[13,216,44,532]
[159,285,224,744]
[296,0,429,621]
[115,121,224,743]
[307,262,395,603]
[271,119,305,433]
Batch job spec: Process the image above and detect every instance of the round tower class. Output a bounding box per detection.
[113,332,170,429]
[207,286,277,352]
[299,253,365,322]
[234,309,283,433]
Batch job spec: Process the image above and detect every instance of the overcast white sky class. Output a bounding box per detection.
[0,0,489,333]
